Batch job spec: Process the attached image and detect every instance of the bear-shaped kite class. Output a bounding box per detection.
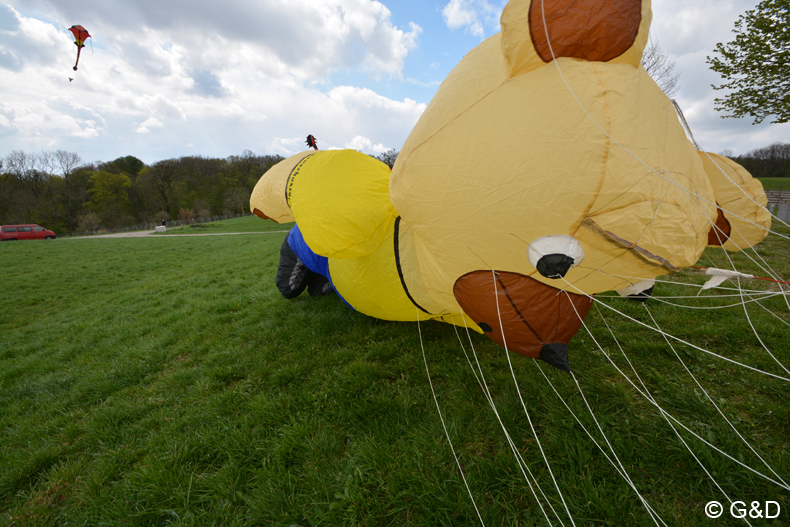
[250,0,770,371]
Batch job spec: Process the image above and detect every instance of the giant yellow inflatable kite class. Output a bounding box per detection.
[251,0,770,371]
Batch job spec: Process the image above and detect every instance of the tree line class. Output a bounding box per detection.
[724,142,790,180]
[3,141,781,235]
[0,149,286,235]
[0,148,400,235]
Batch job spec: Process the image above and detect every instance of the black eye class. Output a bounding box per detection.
[536,254,575,279]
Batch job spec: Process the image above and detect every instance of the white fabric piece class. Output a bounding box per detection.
[701,276,731,291]
[617,279,656,297]
[701,268,755,291]
[704,268,755,279]
[527,235,585,269]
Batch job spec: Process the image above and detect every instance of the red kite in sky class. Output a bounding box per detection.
[68,25,91,71]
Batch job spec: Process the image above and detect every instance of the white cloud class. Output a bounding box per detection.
[404,77,442,88]
[7,0,421,81]
[647,0,785,153]
[0,96,104,144]
[442,0,505,38]
[0,0,427,162]
[136,117,163,133]
[344,135,388,153]
[0,5,71,71]
[269,137,306,156]
[48,96,107,127]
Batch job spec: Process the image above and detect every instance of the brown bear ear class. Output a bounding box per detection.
[529,0,642,62]
[707,206,732,246]
[501,0,651,78]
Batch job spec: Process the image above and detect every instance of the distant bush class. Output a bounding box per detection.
[178,208,196,224]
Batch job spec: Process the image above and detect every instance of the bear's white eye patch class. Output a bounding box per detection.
[527,235,585,279]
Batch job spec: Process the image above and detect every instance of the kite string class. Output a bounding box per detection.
[451,321,562,526]
[565,295,790,491]
[673,99,788,232]
[735,276,790,376]
[592,304,756,527]
[416,310,486,526]
[454,302,672,526]
[641,291,787,310]
[491,270,577,527]
[680,206,790,375]
[530,360,667,527]
[642,304,789,488]
[557,277,790,383]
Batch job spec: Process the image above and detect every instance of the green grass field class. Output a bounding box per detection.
[758,177,790,191]
[154,215,293,235]
[1,219,789,526]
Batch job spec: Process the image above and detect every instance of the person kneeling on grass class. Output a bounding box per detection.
[275,225,334,299]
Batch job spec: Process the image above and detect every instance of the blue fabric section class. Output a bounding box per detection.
[288,225,329,278]
[287,225,354,310]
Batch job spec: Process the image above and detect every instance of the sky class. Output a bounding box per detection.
[0,0,787,166]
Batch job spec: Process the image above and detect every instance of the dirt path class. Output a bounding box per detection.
[66,230,289,239]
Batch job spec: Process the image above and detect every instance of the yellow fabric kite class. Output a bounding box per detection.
[251,0,770,371]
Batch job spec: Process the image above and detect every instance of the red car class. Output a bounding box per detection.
[0,224,57,241]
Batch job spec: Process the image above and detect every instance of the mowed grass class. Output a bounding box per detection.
[155,215,291,235]
[1,220,789,526]
[758,177,790,191]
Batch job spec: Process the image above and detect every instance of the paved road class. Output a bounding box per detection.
[66,230,289,239]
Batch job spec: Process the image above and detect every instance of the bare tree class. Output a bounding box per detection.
[5,150,35,180]
[38,151,55,177]
[224,187,251,215]
[229,149,257,179]
[376,149,399,169]
[194,199,212,219]
[642,38,680,98]
[55,150,83,232]
[4,150,47,221]
[77,210,99,234]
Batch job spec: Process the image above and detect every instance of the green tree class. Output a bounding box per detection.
[707,0,790,124]
[115,155,145,176]
[147,159,180,217]
[733,142,790,178]
[88,171,132,226]
[101,155,145,176]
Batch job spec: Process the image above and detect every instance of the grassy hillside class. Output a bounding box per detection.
[1,221,788,526]
[758,177,790,191]
[155,215,293,235]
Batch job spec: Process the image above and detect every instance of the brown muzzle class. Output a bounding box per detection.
[453,271,593,371]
